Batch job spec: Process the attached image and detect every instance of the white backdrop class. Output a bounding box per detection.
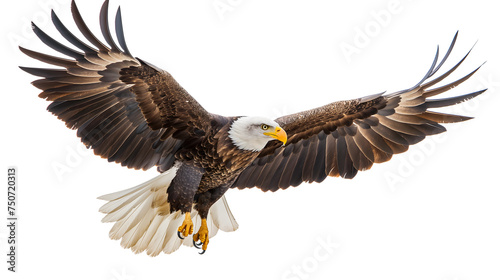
[2,0,499,279]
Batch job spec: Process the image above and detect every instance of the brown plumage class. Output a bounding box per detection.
[20,0,485,255]
[233,47,485,191]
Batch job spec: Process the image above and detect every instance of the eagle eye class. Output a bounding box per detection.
[260,124,270,130]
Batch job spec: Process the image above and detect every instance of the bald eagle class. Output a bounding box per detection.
[20,0,485,255]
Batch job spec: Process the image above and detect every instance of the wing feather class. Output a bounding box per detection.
[114,6,132,56]
[232,33,485,191]
[20,0,216,171]
[99,0,122,52]
[51,10,96,53]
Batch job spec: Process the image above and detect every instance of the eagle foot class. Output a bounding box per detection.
[193,240,203,249]
[177,212,194,238]
[193,218,209,254]
[177,231,185,240]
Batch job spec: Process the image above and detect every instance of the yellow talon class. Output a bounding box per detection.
[193,218,209,251]
[178,212,194,237]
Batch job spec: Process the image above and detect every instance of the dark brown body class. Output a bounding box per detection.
[168,116,259,218]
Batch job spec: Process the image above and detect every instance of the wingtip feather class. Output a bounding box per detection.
[115,5,132,56]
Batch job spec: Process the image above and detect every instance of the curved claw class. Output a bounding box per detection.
[193,240,203,249]
[192,218,209,254]
[177,231,185,240]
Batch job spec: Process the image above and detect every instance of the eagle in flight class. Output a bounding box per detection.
[20,0,485,255]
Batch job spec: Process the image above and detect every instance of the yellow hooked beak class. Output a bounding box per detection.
[264,126,287,145]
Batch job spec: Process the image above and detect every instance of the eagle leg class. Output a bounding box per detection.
[177,212,194,238]
[193,218,209,254]
[169,163,204,240]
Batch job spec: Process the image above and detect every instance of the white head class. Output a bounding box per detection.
[228,116,287,152]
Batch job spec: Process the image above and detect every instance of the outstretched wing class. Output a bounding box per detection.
[20,0,214,172]
[232,33,486,192]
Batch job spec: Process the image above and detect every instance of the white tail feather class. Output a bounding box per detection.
[98,168,239,256]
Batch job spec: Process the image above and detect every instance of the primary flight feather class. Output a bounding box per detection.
[20,0,486,255]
